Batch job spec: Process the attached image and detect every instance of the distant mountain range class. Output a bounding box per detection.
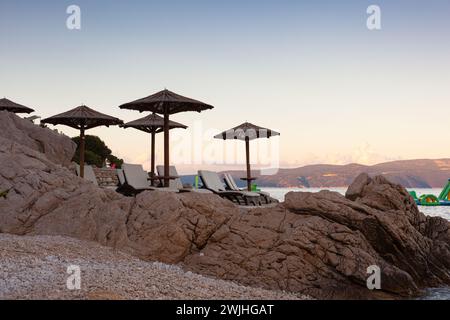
[181,159,450,188]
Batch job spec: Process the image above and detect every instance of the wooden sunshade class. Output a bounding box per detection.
[0,98,35,114]
[214,122,280,191]
[120,113,187,133]
[42,105,123,129]
[119,89,214,115]
[119,89,214,187]
[42,105,123,178]
[214,122,280,141]
[120,113,187,185]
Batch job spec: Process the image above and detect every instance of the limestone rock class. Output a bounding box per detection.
[0,111,76,167]
[1,112,449,299]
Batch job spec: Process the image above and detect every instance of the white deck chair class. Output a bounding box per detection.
[117,169,126,186]
[156,165,183,189]
[75,164,99,186]
[157,166,212,193]
[122,164,156,193]
[223,173,273,204]
[198,170,260,205]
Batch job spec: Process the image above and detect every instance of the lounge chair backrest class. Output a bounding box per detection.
[122,164,150,190]
[75,164,99,186]
[84,165,99,186]
[223,173,233,190]
[116,169,126,186]
[230,174,240,190]
[199,170,226,191]
[156,165,183,189]
[223,173,239,191]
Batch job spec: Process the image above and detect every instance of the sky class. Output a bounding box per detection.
[1,0,449,174]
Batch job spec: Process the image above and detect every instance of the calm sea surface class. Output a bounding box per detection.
[260,187,450,300]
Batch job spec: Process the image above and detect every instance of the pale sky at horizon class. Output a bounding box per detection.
[1,0,449,174]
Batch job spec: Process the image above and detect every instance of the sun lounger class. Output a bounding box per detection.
[75,164,99,186]
[117,168,126,186]
[118,164,183,196]
[156,165,184,189]
[198,170,261,206]
[157,166,212,194]
[120,163,157,195]
[223,173,277,204]
[115,168,134,195]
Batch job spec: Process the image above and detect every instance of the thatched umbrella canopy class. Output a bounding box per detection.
[214,122,280,191]
[119,89,213,187]
[41,105,123,178]
[0,98,34,114]
[120,113,187,186]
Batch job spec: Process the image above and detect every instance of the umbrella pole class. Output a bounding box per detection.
[163,112,170,187]
[245,137,251,191]
[150,131,156,186]
[79,125,86,178]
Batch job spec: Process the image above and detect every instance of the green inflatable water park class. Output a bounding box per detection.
[419,194,440,206]
[409,179,450,206]
[438,179,450,206]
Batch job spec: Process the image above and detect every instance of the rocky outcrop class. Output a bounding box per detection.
[0,111,76,167]
[0,112,449,299]
[0,128,129,248]
[182,179,450,299]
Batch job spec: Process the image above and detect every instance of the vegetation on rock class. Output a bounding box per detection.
[71,135,123,168]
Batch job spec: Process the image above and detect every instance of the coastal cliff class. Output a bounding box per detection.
[1,111,449,299]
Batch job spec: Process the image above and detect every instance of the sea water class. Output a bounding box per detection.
[260,187,450,299]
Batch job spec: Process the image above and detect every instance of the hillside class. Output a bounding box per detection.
[218,159,450,188]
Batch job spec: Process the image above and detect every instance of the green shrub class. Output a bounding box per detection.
[71,135,123,168]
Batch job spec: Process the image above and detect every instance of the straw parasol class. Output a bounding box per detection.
[0,98,35,114]
[119,89,214,187]
[120,113,187,186]
[41,105,123,178]
[214,122,280,191]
